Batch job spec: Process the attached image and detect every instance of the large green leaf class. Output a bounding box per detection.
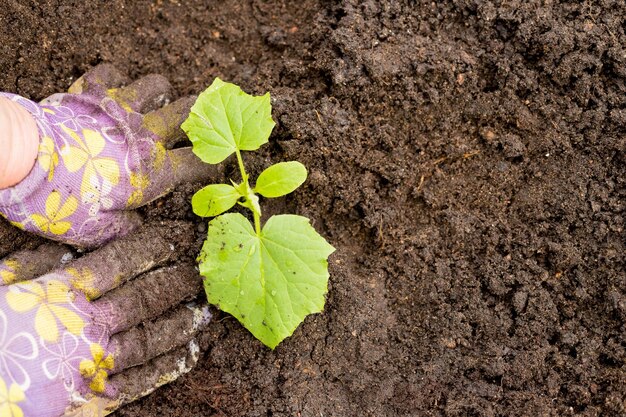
[181,78,276,164]
[255,161,308,198]
[192,184,241,217]
[198,213,335,349]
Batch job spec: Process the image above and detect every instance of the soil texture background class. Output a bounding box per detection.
[1,0,625,416]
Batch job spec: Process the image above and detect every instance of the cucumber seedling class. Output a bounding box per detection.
[182,79,335,349]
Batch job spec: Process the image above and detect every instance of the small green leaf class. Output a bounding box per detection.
[181,78,276,164]
[254,161,308,198]
[199,213,335,349]
[192,184,241,217]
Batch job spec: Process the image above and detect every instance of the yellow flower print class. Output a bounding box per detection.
[126,172,150,208]
[0,377,25,417]
[38,136,59,182]
[5,280,85,342]
[80,344,114,394]
[0,260,19,285]
[66,267,100,301]
[30,191,78,235]
[60,126,120,200]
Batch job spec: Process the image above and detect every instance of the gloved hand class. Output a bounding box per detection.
[0,221,210,417]
[0,64,217,248]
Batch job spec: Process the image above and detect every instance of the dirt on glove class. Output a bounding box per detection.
[1,0,625,416]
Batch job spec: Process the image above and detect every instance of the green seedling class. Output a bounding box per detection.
[182,79,335,349]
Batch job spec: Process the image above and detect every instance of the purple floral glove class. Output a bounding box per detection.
[0,222,210,417]
[0,64,217,248]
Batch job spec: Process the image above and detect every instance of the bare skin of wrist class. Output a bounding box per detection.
[0,96,40,189]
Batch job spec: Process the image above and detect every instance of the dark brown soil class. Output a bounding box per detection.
[1,1,625,416]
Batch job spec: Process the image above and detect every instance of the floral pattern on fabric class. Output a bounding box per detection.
[5,280,85,343]
[37,136,59,182]
[29,192,78,236]
[0,270,116,417]
[0,312,37,391]
[79,344,114,394]
[59,127,120,201]
[0,88,177,248]
[41,333,81,393]
[0,376,25,417]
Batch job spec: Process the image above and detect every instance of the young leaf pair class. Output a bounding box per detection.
[182,79,334,349]
[191,161,307,218]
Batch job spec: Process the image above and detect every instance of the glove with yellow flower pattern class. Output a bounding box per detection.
[0,221,210,417]
[0,64,216,248]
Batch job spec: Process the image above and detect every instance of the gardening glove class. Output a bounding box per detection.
[0,221,210,417]
[0,64,217,248]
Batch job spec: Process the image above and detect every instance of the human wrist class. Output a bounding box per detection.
[0,96,40,189]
